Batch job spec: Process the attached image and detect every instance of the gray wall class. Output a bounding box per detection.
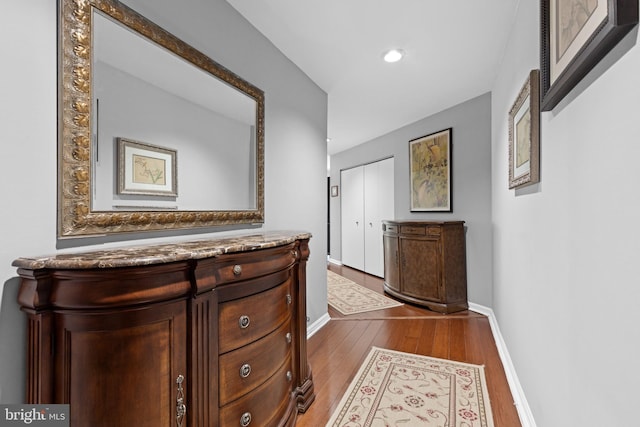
[491,1,640,425]
[0,0,327,403]
[330,93,493,306]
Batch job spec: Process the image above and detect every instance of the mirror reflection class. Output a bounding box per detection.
[57,0,264,237]
[92,11,257,211]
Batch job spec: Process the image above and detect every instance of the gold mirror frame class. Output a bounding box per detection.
[59,0,264,238]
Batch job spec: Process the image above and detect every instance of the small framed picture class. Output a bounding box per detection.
[409,128,452,212]
[117,138,177,197]
[509,70,540,189]
[331,185,339,197]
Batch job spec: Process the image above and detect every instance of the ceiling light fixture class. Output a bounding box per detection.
[383,49,404,63]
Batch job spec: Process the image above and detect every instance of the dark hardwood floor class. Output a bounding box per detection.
[295,263,522,426]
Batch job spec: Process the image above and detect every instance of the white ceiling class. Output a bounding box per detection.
[226,0,519,155]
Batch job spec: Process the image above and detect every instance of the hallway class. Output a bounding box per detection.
[296,264,521,426]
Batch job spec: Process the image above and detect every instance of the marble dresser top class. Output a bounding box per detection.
[13,231,311,270]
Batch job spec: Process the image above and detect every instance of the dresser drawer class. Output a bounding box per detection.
[194,245,298,291]
[219,278,292,353]
[219,320,292,406]
[400,225,426,235]
[217,246,297,283]
[426,226,442,236]
[219,355,293,427]
[382,223,398,233]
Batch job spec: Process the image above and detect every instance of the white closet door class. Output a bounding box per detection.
[364,158,394,277]
[341,166,365,270]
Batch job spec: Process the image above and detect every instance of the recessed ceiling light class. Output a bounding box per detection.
[383,49,404,63]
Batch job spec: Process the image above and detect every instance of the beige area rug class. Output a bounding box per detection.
[327,270,403,315]
[327,347,495,427]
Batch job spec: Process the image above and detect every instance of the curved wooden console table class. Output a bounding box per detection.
[13,231,314,427]
[383,221,468,314]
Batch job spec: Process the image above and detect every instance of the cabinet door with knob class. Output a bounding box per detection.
[58,299,188,427]
[16,262,191,427]
[400,237,441,301]
[383,231,400,293]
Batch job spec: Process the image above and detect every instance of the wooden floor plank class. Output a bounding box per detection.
[414,316,437,356]
[397,315,424,353]
[449,318,468,362]
[467,317,490,366]
[310,320,370,383]
[296,265,522,427]
[431,318,451,359]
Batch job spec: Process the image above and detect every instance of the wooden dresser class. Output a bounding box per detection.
[382,221,468,313]
[13,232,314,427]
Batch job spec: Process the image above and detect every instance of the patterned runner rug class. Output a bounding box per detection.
[327,347,495,427]
[328,270,403,315]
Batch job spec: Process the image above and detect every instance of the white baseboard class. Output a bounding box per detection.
[327,257,342,266]
[469,302,537,427]
[307,312,331,338]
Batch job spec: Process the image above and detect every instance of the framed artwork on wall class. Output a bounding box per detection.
[117,137,178,197]
[509,70,540,189]
[409,128,452,212]
[540,0,638,111]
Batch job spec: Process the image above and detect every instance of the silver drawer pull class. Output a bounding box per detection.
[286,294,292,305]
[240,412,252,426]
[286,371,292,382]
[239,363,252,378]
[285,332,292,344]
[233,264,242,276]
[238,315,250,329]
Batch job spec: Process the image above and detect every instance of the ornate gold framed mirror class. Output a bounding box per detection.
[59,0,264,237]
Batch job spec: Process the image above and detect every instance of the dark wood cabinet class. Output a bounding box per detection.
[14,232,314,427]
[383,221,468,313]
[61,298,188,426]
